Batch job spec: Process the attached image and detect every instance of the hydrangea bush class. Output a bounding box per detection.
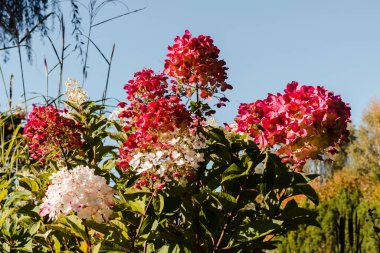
[0,30,350,252]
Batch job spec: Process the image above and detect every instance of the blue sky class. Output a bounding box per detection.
[2,0,380,125]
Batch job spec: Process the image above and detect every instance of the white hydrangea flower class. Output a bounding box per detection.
[108,107,125,121]
[39,165,114,223]
[128,129,207,186]
[65,78,89,106]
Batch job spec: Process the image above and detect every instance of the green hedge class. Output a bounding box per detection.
[277,188,380,253]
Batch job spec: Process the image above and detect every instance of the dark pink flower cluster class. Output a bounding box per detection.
[164,30,232,99]
[124,69,168,102]
[24,105,83,164]
[116,30,233,188]
[117,69,193,165]
[118,95,192,153]
[235,81,351,168]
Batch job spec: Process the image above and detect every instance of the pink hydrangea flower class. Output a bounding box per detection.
[116,69,206,189]
[24,105,83,164]
[164,30,232,105]
[234,81,351,168]
[124,69,168,102]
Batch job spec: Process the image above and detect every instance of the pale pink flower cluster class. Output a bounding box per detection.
[129,129,206,188]
[65,78,89,106]
[39,165,114,223]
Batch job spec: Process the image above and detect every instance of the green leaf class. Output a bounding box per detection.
[153,193,165,215]
[45,224,81,238]
[157,244,181,253]
[52,235,61,253]
[79,241,88,253]
[305,173,320,181]
[210,143,232,163]
[125,199,146,215]
[0,208,14,227]
[157,245,170,253]
[221,163,249,183]
[292,183,319,205]
[29,221,40,235]
[4,190,31,208]
[19,177,39,192]
[64,215,87,240]
[0,189,7,202]
[274,171,293,190]
[208,127,229,145]
[209,191,237,210]
[239,219,280,240]
[280,199,320,228]
[109,132,128,142]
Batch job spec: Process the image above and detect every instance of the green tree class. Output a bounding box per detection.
[344,100,380,180]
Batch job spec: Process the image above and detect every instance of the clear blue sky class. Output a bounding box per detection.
[1,0,380,125]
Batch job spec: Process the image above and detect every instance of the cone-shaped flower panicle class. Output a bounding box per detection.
[65,78,89,106]
[120,129,206,189]
[124,69,168,103]
[164,30,232,99]
[117,69,206,189]
[24,105,83,164]
[39,165,114,223]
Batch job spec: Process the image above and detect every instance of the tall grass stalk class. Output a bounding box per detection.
[102,44,115,107]
[58,17,66,105]
[81,0,142,87]
[44,57,49,101]
[0,64,9,108]
[16,39,27,114]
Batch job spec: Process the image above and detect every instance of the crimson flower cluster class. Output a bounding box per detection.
[124,69,168,102]
[117,69,202,189]
[235,81,351,168]
[116,30,232,188]
[118,95,192,152]
[24,105,83,164]
[164,30,232,110]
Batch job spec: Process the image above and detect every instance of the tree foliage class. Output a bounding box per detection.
[344,100,380,180]
[0,0,57,61]
[277,171,380,253]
